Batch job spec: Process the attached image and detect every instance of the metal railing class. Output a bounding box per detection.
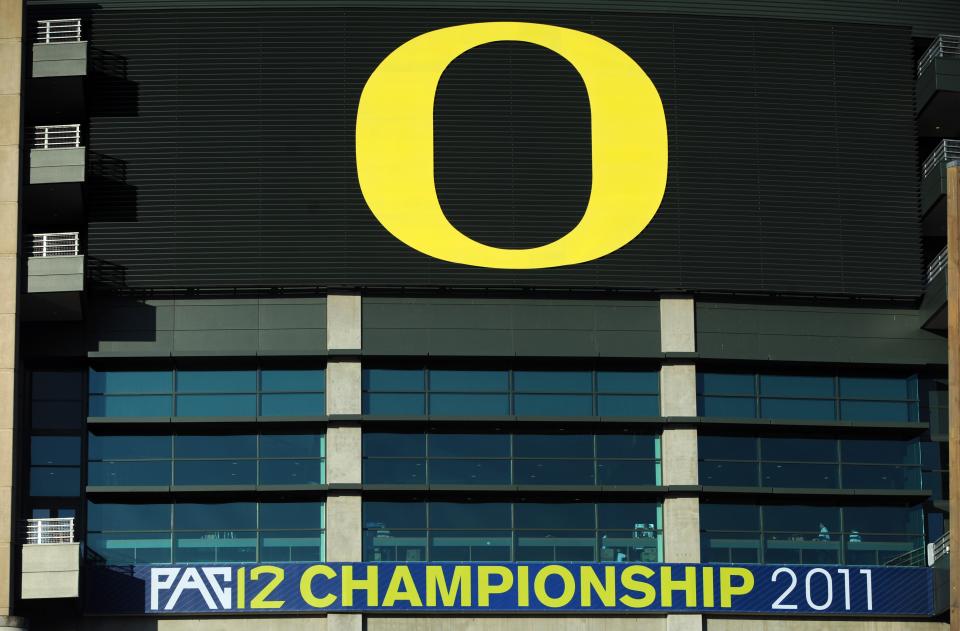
[927,531,950,566]
[35,18,81,44]
[922,139,960,179]
[24,517,74,544]
[926,245,948,285]
[918,34,960,76]
[33,124,81,150]
[31,232,79,257]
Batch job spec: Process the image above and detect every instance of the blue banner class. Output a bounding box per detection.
[86,562,933,616]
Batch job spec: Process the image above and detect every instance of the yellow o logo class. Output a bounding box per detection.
[356,21,668,269]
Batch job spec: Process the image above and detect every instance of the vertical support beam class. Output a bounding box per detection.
[325,294,363,631]
[947,161,960,631]
[659,297,702,631]
[0,0,20,623]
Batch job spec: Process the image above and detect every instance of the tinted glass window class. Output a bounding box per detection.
[260,434,324,458]
[515,503,594,529]
[89,370,172,394]
[176,370,256,393]
[364,502,426,529]
[88,502,172,531]
[699,373,755,396]
[363,433,424,457]
[700,504,760,530]
[761,437,836,462]
[699,436,756,460]
[429,434,510,458]
[514,371,591,392]
[760,375,834,398]
[514,434,592,458]
[260,369,324,392]
[429,370,508,392]
[175,435,257,459]
[429,503,511,529]
[174,503,257,530]
[259,502,324,529]
[31,436,80,465]
[89,434,171,460]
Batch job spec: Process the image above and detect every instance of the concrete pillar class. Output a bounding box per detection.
[660,297,700,631]
[0,0,20,620]
[325,294,363,630]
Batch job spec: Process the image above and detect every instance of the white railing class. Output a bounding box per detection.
[922,139,960,179]
[36,18,81,44]
[33,124,81,150]
[927,531,950,566]
[31,232,79,257]
[24,517,74,544]
[926,246,948,285]
[918,34,960,76]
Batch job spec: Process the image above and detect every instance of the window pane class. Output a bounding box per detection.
[176,394,256,417]
[698,396,756,418]
[514,434,592,458]
[174,532,256,562]
[429,503,511,529]
[843,506,923,534]
[840,401,915,423]
[260,434,324,458]
[174,503,256,530]
[260,531,324,562]
[514,394,592,416]
[601,530,661,562]
[702,532,760,564]
[760,398,835,421]
[596,434,658,459]
[365,393,424,415]
[430,530,511,562]
[175,435,256,459]
[597,503,659,530]
[365,529,426,562]
[89,461,171,486]
[30,467,80,496]
[700,461,759,487]
[760,375,834,398]
[33,372,82,399]
[761,437,836,462]
[514,460,594,485]
[840,377,911,401]
[515,503,594,529]
[429,393,509,415]
[598,395,659,417]
[516,531,594,561]
[90,370,171,395]
[87,502,171,532]
[89,395,172,418]
[762,506,840,534]
[88,533,172,564]
[32,400,83,429]
[700,504,759,531]
[597,371,658,394]
[698,373,755,396]
[260,393,325,416]
[89,434,171,460]
[31,436,80,466]
[429,434,509,458]
[364,369,423,392]
[761,462,838,489]
[364,433,424,458]
[842,465,921,490]
[429,460,511,485]
[260,459,325,486]
[174,460,256,486]
[176,370,256,394]
[841,439,918,465]
[598,460,659,485]
[363,459,425,485]
[429,370,508,392]
[260,502,324,530]
[363,502,426,530]
[260,369,324,393]
[514,371,591,393]
[699,435,757,460]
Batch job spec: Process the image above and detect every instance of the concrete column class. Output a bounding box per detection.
[325,295,363,631]
[0,0,21,620]
[660,297,701,631]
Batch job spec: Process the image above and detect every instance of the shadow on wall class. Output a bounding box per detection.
[86,152,138,223]
[86,295,158,346]
[88,46,138,117]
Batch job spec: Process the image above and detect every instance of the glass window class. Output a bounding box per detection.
[175,435,257,459]
[89,461,171,487]
[89,434,171,460]
[89,395,173,418]
[174,460,257,486]
[429,503,511,529]
[760,398,835,421]
[514,434,592,458]
[699,373,756,396]
[514,394,592,416]
[760,375,835,398]
[364,368,423,392]
[430,370,508,392]
[261,369,324,392]
[259,502,324,530]
[260,459,324,486]
[87,502,172,532]
[701,503,760,531]
[515,502,594,530]
[31,436,80,465]
[364,501,426,530]
[174,503,257,531]
[699,435,757,461]
[176,394,257,416]
[514,371,591,393]
[176,370,256,393]
[431,459,511,485]
[260,393,325,416]
[32,400,83,429]
[840,376,915,401]
[597,371,658,394]
[260,434,324,458]
[596,433,658,459]
[30,467,80,496]
[34,371,83,397]
[89,370,171,394]
[429,434,510,458]
[761,437,836,462]
[363,433,424,457]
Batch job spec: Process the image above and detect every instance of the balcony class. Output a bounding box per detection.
[20,518,80,600]
[32,19,86,78]
[27,125,85,224]
[921,140,959,235]
[23,232,84,322]
[917,35,960,137]
[921,245,948,331]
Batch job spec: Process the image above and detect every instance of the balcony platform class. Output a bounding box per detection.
[20,543,80,600]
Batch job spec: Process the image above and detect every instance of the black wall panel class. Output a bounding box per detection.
[47,9,919,296]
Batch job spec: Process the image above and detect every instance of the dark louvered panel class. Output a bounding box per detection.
[38,9,921,297]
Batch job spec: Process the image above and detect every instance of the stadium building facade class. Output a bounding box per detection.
[0,1,959,630]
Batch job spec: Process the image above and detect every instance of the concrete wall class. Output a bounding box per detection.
[31,42,87,78]
[20,543,79,599]
[0,0,20,618]
[28,147,84,184]
[26,255,84,293]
